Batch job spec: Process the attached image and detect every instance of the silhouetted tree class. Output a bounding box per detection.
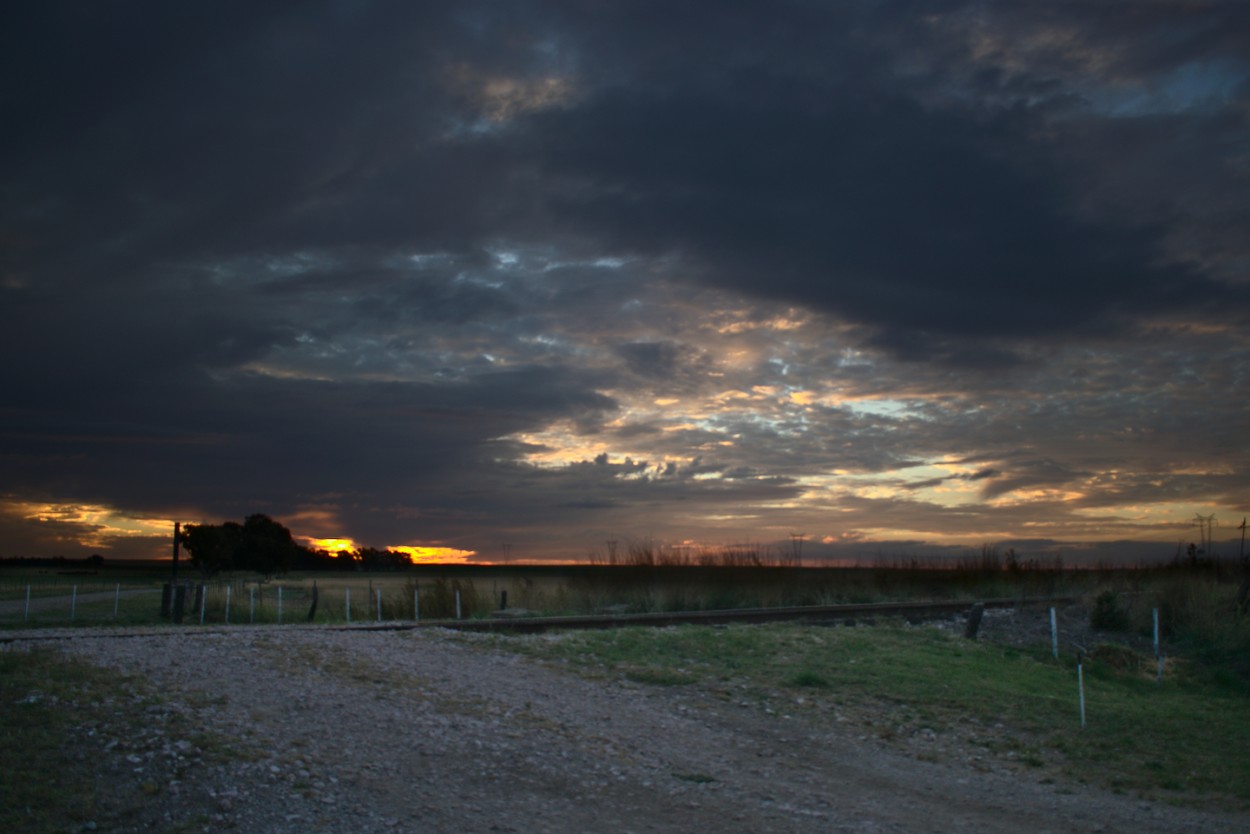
[182,521,243,577]
[182,514,308,578]
[238,514,302,577]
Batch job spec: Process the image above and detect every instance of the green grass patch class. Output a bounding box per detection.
[0,649,108,831]
[499,622,1250,802]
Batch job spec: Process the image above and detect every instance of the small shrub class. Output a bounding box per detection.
[1090,591,1128,631]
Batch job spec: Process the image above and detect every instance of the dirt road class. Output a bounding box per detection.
[6,625,1247,833]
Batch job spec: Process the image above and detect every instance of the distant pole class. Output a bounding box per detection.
[1239,517,1246,565]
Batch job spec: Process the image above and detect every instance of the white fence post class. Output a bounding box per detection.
[225,585,232,624]
[1050,607,1059,660]
[1153,608,1163,684]
[71,585,77,621]
[1077,650,1087,729]
[455,589,461,620]
[376,588,382,623]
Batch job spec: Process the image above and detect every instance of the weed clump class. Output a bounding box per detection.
[1089,591,1128,631]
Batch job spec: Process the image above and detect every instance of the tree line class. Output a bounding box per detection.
[181,515,413,577]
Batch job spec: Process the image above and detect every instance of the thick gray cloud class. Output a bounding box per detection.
[1,1,1247,560]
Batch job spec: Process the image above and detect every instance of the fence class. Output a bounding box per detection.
[0,578,479,627]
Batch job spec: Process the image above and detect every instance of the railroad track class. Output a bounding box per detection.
[0,596,1076,642]
[440,596,1076,634]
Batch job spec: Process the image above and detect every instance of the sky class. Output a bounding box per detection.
[3,1,1249,565]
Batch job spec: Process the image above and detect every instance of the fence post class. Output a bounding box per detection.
[114,583,121,619]
[964,602,984,639]
[278,587,283,625]
[200,585,207,625]
[24,585,30,621]
[414,586,419,622]
[225,585,232,624]
[1153,608,1162,684]
[1050,607,1059,660]
[250,586,255,624]
[455,589,462,620]
[1077,649,1087,729]
[71,585,77,621]
[376,588,382,623]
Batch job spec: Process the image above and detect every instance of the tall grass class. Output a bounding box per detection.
[1085,563,1250,689]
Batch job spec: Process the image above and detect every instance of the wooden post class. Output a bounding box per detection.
[307,580,319,623]
[171,521,181,585]
[964,602,985,639]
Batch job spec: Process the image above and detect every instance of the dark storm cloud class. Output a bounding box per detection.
[1,1,1247,558]
[489,2,1247,357]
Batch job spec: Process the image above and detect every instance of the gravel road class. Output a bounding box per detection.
[6,623,1248,833]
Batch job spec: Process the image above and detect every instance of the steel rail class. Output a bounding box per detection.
[0,596,1076,642]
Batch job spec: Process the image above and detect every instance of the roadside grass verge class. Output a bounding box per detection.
[497,622,1250,804]
[0,647,252,833]
[0,648,140,832]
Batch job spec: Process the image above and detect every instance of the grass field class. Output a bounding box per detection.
[492,621,1250,803]
[3,559,1248,810]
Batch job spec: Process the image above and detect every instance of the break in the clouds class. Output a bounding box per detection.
[2,1,1248,562]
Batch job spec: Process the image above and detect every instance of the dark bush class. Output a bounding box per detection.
[1090,590,1129,631]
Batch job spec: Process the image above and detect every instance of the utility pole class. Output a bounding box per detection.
[171,521,181,584]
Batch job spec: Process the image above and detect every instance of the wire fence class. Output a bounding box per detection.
[0,578,483,627]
